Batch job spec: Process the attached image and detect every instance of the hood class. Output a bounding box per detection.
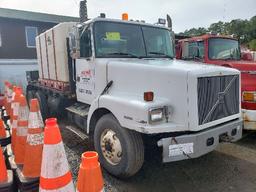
[206,59,256,91]
[106,58,240,130]
[107,58,239,76]
[217,59,256,71]
[224,60,256,91]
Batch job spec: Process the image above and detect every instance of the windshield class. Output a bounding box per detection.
[208,38,240,60]
[181,41,204,60]
[93,21,174,58]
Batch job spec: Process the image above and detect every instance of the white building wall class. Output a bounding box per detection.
[0,59,38,93]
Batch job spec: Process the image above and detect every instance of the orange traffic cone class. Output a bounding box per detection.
[23,99,44,178]
[39,118,75,192]
[6,82,13,115]
[14,94,29,165]
[9,86,17,124]
[0,94,4,108]
[3,81,10,112]
[3,81,8,110]
[0,120,6,138]
[0,147,7,182]
[77,151,104,192]
[0,146,14,191]
[11,87,22,154]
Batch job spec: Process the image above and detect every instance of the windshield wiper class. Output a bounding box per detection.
[223,48,240,60]
[223,57,235,61]
[148,52,173,59]
[105,52,141,59]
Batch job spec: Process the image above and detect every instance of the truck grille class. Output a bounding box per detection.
[197,75,239,125]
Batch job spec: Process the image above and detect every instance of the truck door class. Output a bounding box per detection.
[76,26,95,104]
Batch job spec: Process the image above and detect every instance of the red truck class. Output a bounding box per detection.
[176,34,256,130]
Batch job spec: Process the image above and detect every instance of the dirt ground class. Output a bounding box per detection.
[61,122,256,192]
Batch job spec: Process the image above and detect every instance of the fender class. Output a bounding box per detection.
[87,94,185,134]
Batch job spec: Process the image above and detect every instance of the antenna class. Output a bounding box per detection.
[223,0,226,21]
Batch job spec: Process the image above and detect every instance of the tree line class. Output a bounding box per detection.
[178,16,256,50]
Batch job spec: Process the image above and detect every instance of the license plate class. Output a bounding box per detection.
[169,143,194,157]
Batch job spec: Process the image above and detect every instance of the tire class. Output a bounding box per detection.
[94,114,144,178]
[26,90,36,106]
[35,91,49,120]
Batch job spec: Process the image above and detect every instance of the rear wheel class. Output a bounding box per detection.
[26,90,36,105]
[35,91,49,120]
[94,114,144,178]
[26,85,37,105]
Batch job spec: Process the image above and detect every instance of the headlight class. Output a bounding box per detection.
[242,91,256,102]
[149,108,164,123]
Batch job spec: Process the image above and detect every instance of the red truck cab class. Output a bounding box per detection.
[176,34,256,130]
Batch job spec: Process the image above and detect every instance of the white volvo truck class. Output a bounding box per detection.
[26,15,243,178]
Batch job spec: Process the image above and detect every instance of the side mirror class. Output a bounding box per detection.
[69,26,80,59]
[69,33,76,49]
[192,46,200,58]
[241,52,253,61]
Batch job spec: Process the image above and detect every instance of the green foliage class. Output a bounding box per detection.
[179,15,256,47]
[249,39,256,51]
[180,27,208,36]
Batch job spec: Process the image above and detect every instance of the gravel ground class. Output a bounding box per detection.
[60,121,256,192]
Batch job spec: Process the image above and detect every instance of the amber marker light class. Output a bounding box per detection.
[243,91,256,102]
[144,91,154,102]
[122,13,128,21]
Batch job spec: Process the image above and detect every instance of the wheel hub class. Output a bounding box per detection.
[100,129,122,165]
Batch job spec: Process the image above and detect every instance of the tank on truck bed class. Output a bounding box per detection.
[36,22,76,91]
[27,22,77,119]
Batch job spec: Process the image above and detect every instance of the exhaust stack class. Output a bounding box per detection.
[80,0,88,23]
[167,14,172,30]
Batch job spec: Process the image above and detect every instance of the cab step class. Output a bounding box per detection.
[66,103,89,117]
[65,124,88,140]
[65,103,90,131]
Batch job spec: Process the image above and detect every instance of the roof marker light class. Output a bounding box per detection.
[122,13,128,21]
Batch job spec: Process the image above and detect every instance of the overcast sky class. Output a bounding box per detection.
[0,0,255,32]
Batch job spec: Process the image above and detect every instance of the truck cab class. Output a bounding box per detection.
[27,17,242,178]
[176,34,256,130]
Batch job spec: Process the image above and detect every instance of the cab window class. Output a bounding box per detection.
[94,21,146,58]
[182,41,204,59]
[93,21,174,58]
[80,28,92,58]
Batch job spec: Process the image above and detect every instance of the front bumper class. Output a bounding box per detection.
[242,109,256,130]
[157,118,243,163]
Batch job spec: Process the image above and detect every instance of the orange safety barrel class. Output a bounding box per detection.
[77,151,104,192]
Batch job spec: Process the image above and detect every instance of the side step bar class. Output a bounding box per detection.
[65,103,90,132]
[66,103,89,117]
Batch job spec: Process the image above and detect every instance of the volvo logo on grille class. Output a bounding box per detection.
[218,92,225,104]
[199,75,239,125]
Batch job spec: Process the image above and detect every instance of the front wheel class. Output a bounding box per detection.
[94,114,144,178]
